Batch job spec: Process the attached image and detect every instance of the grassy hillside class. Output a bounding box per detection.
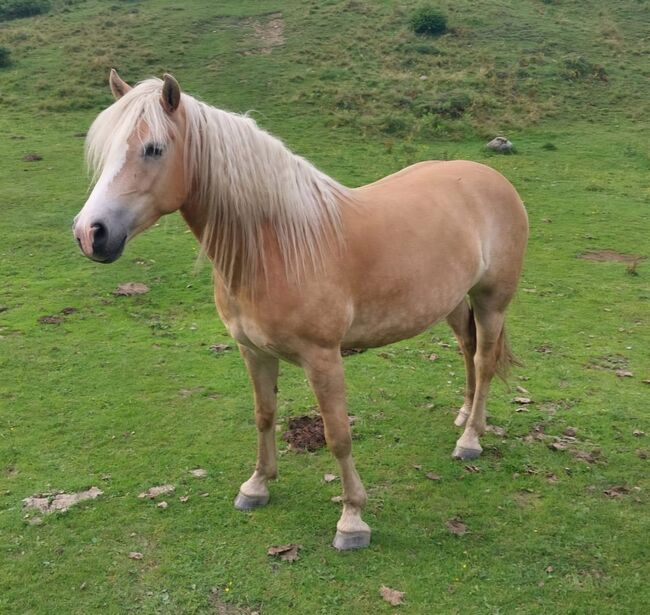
[1,1,649,613]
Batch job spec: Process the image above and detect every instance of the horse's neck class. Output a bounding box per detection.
[179,195,271,292]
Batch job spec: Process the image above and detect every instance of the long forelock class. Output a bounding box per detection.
[85,78,177,181]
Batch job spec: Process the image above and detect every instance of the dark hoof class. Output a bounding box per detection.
[452,446,482,460]
[234,491,269,511]
[332,530,371,551]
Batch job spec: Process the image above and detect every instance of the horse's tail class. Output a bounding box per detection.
[467,306,520,382]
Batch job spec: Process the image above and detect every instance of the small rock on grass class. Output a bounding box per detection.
[615,369,633,378]
[129,552,143,560]
[323,473,338,483]
[190,468,207,478]
[426,472,442,481]
[380,585,405,606]
[486,136,514,153]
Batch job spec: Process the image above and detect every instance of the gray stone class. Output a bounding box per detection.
[486,136,514,153]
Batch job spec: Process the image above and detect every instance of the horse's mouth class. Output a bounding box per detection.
[78,234,127,264]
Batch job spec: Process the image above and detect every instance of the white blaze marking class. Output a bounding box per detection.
[76,140,130,254]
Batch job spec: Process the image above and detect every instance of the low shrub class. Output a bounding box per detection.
[0,46,11,67]
[0,0,51,21]
[562,55,608,81]
[409,5,447,36]
[416,91,472,119]
[379,114,411,136]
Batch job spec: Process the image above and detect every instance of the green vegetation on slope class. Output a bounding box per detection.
[0,1,649,613]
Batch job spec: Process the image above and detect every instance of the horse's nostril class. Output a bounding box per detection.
[91,222,108,250]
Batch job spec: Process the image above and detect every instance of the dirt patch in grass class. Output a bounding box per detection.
[588,354,630,373]
[138,484,175,499]
[242,12,285,55]
[283,415,326,452]
[209,587,259,614]
[113,282,150,296]
[22,153,43,162]
[38,315,64,325]
[578,249,645,263]
[23,487,103,514]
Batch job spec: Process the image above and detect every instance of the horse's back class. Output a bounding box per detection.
[336,160,527,347]
[349,159,527,280]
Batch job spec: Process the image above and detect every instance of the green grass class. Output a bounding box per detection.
[1,1,649,613]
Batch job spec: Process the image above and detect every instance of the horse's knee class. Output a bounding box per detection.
[255,407,275,431]
[325,429,352,459]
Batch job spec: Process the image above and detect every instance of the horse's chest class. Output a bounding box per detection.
[213,291,283,356]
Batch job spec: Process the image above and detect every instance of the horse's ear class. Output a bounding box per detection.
[109,68,131,100]
[161,73,181,114]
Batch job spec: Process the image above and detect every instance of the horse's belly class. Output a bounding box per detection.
[342,291,463,349]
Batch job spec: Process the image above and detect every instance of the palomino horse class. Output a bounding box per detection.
[73,71,528,550]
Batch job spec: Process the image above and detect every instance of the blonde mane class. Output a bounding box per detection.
[86,78,348,289]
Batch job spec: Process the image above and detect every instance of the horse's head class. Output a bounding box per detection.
[73,70,188,263]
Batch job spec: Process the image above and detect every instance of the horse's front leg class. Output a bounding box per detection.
[303,347,370,550]
[234,345,279,510]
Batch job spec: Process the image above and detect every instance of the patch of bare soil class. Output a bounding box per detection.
[242,12,285,55]
[513,490,542,509]
[380,585,405,606]
[138,484,175,499]
[588,354,633,376]
[578,249,645,263]
[114,282,150,296]
[267,543,301,562]
[445,517,467,536]
[283,415,326,452]
[23,487,103,514]
[209,588,260,615]
[23,153,43,162]
[38,315,64,325]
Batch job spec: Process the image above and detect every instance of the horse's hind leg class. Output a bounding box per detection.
[446,299,477,428]
[234,346,279,510]
[452,297,507,460]
[302,347,370,550]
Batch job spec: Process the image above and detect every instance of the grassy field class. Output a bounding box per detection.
[1,1,649,613]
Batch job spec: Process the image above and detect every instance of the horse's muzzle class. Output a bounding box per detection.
[73,219,127,263]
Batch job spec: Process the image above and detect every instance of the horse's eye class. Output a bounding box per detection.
[143,143,164,158]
